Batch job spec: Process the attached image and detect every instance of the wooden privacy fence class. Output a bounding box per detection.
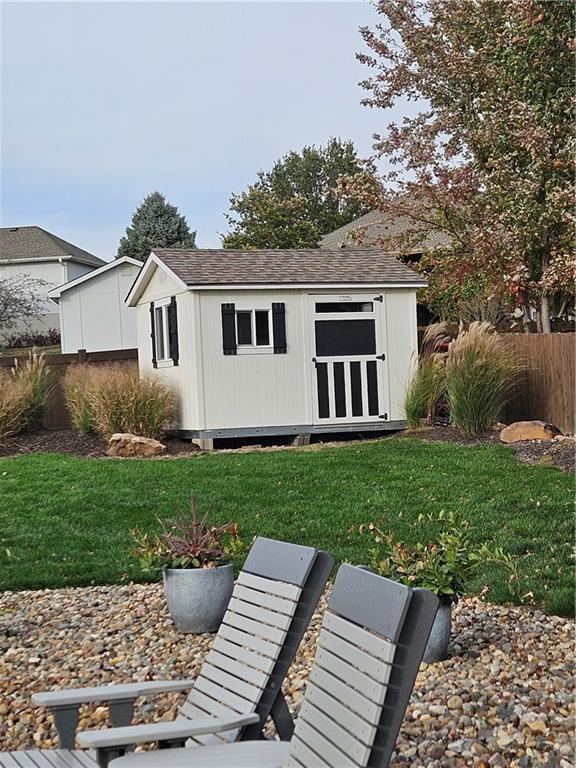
[0,348,138,429]
[502,333,575,434]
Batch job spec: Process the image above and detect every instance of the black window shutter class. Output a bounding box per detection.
[272,302,287,353]
[150,301,157,368]
[221,303,237,355]
[168,296,179,366]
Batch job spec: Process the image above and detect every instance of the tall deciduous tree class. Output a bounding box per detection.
[117,192,196,262]
[341,0,574,331]
[0,275,48,337]
[223,138,373,249]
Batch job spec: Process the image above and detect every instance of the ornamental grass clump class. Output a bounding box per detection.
[0,352,52,441]
[446,322,520,435]
[64,363,176,439]
[404,323,449,428]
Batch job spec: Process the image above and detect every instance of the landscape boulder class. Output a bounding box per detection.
[106,433,166,457]
[500,421,562,444]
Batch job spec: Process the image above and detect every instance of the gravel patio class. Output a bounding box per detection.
[0,584,573,767]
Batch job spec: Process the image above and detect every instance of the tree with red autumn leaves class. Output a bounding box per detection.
[341,0,574,332]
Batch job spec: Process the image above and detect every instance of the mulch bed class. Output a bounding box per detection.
[0,429,200,459]
[400,426,574,474]
[0,425,573,472]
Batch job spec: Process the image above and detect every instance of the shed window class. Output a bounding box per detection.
[155,305,169,361]
[315,301,374,313]
[236,309,271,348]
[152,297,178,364]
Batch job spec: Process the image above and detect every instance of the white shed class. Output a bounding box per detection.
[126,249,426,446]
[49,256,141,353]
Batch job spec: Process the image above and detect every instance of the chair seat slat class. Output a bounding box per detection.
[236,572,302,601]
[314,647,388,704]
[299,701,373,766]
[232,584,297,617]
[211,637,276,675]
[204,650,269,689]
[198,663,263,703]
[308,666,380,725]
[322,611,396,663]
[227,598,293,632]
[320,630,392,679]
[217,624,281,660]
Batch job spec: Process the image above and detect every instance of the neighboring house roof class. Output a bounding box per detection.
[48,256,141,302]
[127,248,426,306]
[0,226,105,267]
[319,209,448,252]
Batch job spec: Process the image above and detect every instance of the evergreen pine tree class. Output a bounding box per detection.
[117,191,196,261]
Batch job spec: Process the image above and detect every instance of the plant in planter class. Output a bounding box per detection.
[132,498,242,633]
[359,511,516,662]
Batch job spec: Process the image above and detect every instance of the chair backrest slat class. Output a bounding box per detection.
[226,596,294,631]
[285,565,439,768]
[233,581,299,615]
[211,637,276,674]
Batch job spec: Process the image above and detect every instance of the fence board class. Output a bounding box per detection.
[0,349,138,429]
[502,333,575,434]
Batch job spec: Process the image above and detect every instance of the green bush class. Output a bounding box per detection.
[404,355,446,428]
[446,322,520,435]
[64,364,176,440]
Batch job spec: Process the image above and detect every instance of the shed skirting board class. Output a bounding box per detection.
[170,421,406,439]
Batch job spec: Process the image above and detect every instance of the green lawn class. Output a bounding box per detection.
[0,438,573,615]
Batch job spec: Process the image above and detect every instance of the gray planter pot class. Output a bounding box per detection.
[423,602,452,663]
[163,564,234,633]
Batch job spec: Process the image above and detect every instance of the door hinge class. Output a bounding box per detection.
[379,413,389,420]
[373,295,383,302]
[376,353,386,361]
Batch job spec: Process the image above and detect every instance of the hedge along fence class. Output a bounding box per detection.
[0,349,138,429]
[501,333,575,434]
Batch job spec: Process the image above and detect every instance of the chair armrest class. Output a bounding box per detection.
[32,680,196,708]
[77,713,260,749]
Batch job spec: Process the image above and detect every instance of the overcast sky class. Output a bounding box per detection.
[1,1,398,260]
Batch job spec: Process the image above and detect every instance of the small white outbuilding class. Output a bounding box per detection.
[126,248,426,445]
[49,256,141,353]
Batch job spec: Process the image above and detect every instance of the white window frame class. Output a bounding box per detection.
[235,308,272,353]
[154,297,173,366]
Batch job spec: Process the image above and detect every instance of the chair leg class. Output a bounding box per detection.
[270,694,295,741]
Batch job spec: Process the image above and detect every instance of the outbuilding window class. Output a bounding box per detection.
[236,310,271,348]
[150,297,179,367]
[221,302,286,355]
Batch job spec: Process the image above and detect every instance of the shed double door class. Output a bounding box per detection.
[309,294,389,425]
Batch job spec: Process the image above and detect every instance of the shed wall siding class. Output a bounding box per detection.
[198,290,312,430]
[384,289,418,421]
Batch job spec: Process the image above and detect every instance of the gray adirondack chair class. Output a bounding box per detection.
[106,564,440,768]
[0,538,333,768]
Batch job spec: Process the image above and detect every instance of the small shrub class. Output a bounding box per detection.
[446,322,521,435]
[360,511,517,605]
[131,497,242,579]
[64,364,176,439]
[3,328,60,348]
[11,352,53,429]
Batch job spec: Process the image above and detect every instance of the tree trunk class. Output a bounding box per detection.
[541,293,551,334]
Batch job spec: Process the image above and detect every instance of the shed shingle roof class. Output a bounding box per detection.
[0,226,105,267]
[153,248,425,286]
